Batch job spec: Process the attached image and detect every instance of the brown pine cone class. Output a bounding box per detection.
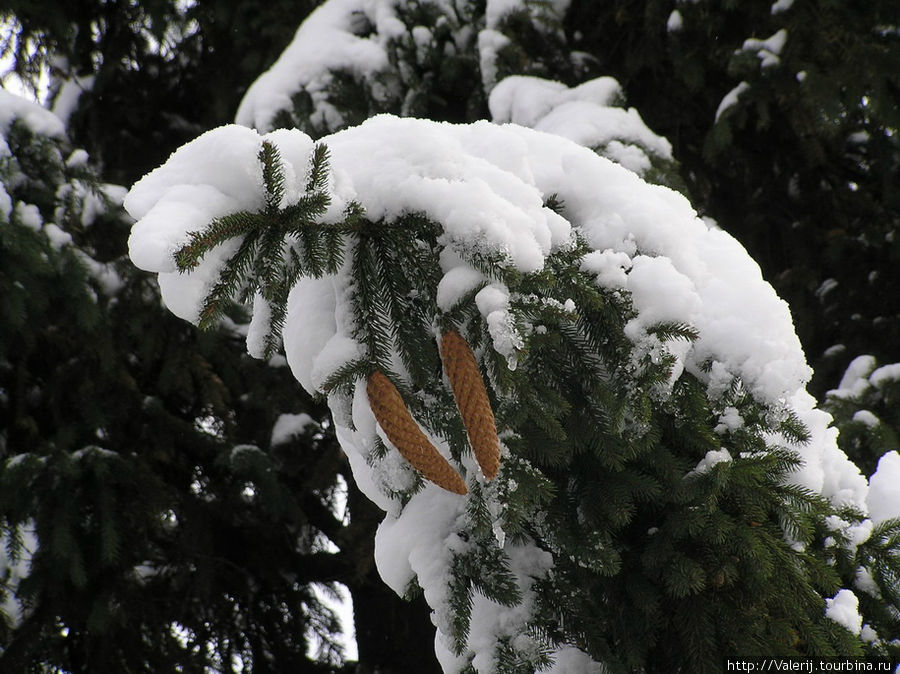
[366,370,467,494]
[441,330,501,480]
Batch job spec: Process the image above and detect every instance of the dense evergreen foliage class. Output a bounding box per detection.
[0,108,355,672]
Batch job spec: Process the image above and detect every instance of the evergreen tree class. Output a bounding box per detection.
[5,0,900,671]
[823,356,900,477]
[126,84,900,674]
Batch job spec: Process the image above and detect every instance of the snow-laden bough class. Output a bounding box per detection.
[126,114,894,671]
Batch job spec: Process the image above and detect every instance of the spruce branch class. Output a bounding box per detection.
[320,358,373,395]
[350,232,396,368]
[170,141,359,358]
[306,143,331,194]
[646,321,700,343]
[174,211,264,272]
[259,140,286,213]
[197,234,261,329]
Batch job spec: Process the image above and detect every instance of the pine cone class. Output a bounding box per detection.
[441,330,501,480]
[366,370,467,494]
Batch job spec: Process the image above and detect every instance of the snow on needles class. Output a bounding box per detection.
[127,114,881,669]
[127,114,813,410]
[235,0,396,133]
[489,75,673,176]
[0,89,65,141]
[125,111,874,503]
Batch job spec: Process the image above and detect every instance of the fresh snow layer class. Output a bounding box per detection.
[271,413,316,446]
[51,73,95,127]
[830,355,877,400]
[871,363,900,389]
[127,114,881,670]
[477,29,512,91]
[667,10,684,32]
[867,451,900,524]
[825,589,863,636]
[715,81,750,123]
[128,114,813,408]
[0,89,65,140]
[742,28,788,68]
[490,75,672,175]
[771,0,794,14]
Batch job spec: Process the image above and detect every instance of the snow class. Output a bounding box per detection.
[14,202,42,231]
[715,81,750,122]
[235,0,393,133]
[71,445,119,461]
[624,255,700,336]
[43,223,73,250]
[851,410,879,428]
[125,111,854,475]
[374,486,465,599]
[490,76,671,175]
[860,624,878,643]
[545,646,606,674]
[127,113,885,671]
[715,406,743,434]
[436,263,486,312]
[815,277,838,300]
[871,363,900,389]
[66,148,89,168]
[854,566,880,598]
[76,251,124,297]
[784,389,868,511]
[667,10,683,32]
[247,292,274,358]
[867,451,900,524]
[285,276,341,394]
[825,515,872,553]
[825,589,862,636]
[690,448,733,475]
[580,249,633,289]
[271,412,316,446]
[0,89,65,138]
[477,29,511,91]
[125,124,273,322]
[310,333,366,391]
[465,544,553,672]
[489,77,571,128]
[771,0,794,14]
[80,183,128,227]
[741,29,788,69]
[51,73,95,127]
[485,0,521,29]
[0,185,11,220]
[473,283,523,368]
[490,77,621,129]
[830,355,877,399]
